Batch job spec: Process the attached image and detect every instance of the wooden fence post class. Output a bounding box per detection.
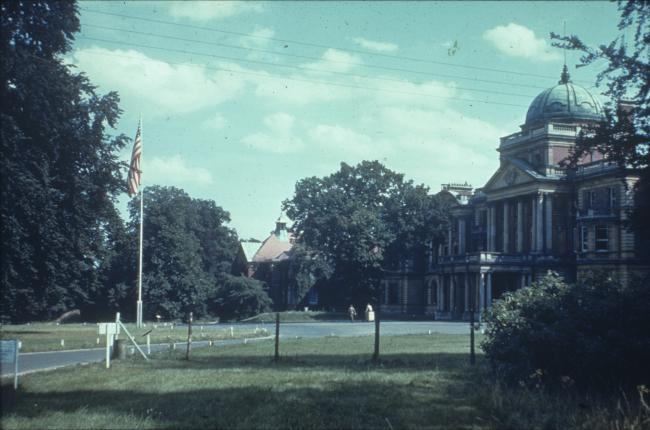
[186,312,193,360]
[274,312,280,362]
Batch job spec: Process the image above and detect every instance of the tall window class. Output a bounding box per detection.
[595,225,609,252]
[388,282,399,304]
[580,225,589,252]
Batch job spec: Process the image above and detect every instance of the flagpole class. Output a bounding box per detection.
[136,115,144,327]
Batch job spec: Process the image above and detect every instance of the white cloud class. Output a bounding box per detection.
[71,47,246,117]
[147,155,213,186]
[167,1,262,21]
[243,27,275,47]
[201,113,227,130]
[303,48,363,74]
[241,112,304,153]
[353,37,398,53]
[483,23,560,62]
[307,124,374,155]
[251,71,353,106]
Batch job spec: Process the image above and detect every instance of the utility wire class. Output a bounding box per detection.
[72,45,528,108]
[79,32,535,99]
[83,23,547,92]
[81,7,585,83]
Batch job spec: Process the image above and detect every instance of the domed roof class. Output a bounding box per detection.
[524,66,604,127]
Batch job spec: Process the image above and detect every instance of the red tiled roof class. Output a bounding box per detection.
[252,232,294,263]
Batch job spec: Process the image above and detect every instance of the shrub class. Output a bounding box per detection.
[482,272,650,389]
[212,275,272,322]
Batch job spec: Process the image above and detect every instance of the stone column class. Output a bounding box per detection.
[545,194,553,253]
[476,273,485,313]
[535,193,544,252]
[503,201,510,253]
[438,276,443,311]
[464,274,469,312]
[516,201,524,253]
[448,227,453,255]
[458,219,466,254]
[531,196,537,251]
[401,278,408,313]
[520,273,526,288]
[486,272,493,308]
[384,281,389,304]
[449,275,455,315]
[488,205,496,252]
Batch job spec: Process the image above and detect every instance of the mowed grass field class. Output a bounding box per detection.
[0,323,267,352]
[2,333,642,430]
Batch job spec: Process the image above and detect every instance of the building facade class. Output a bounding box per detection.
[380,67,649,319]
[241,214,300,310]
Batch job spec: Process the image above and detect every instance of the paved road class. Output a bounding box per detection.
[1,321,468,376]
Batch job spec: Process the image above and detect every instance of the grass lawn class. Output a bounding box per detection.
[2,333,643,430]
[0,323,267,352]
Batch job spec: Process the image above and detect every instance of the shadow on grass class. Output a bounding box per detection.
[1,354,487,429]
[152,351,486,373]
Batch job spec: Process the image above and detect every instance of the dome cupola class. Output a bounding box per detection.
[524,66,604,128]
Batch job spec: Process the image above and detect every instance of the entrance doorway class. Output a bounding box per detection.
[492,273,519,300]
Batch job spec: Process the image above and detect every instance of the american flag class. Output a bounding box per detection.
[127,122,142,197]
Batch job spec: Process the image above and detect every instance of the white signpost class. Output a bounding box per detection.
[0,339,19,389]
[98,323,119,368]
[98,313,149,370]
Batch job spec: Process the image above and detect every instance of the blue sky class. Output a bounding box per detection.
[71,1,621,240]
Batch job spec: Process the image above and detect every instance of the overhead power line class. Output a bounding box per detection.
[71,45,528,108]
[79,32,536,100]
[82,23,547,92]
[81,8,585,83]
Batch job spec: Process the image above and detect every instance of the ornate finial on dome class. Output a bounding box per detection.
[559,64,571,84]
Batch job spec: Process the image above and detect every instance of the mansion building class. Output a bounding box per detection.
[380,66,649,320]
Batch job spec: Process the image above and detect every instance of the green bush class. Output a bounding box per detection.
[482,272,650,389]
[212,275,272,322]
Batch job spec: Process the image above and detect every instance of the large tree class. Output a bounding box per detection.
[126,186,240,320]
[1,2,128,322]
[552,1,650,253]
[284,161,449,308]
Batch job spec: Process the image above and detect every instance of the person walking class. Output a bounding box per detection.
[365,304,374,322]
[348,304,357,322]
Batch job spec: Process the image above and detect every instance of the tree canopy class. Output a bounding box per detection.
[552,1,650,252]
[1,2,128,322]
[284,161,449,308]
[123,186,241,320]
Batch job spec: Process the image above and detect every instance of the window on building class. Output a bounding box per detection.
[595,225,608,252]
[607,186,618,209]
[388,282,399,304]
[308,289,318,305]
[580,226,589,252]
